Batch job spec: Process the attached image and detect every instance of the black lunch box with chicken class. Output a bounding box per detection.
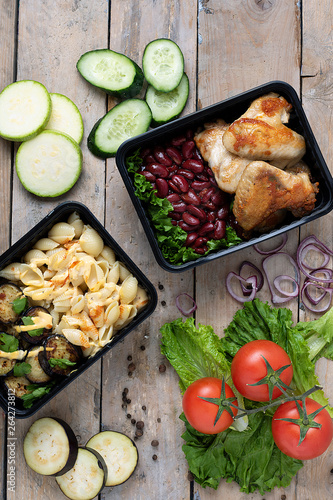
[115,81,333,272]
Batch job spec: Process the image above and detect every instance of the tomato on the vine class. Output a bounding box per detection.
[272,398,333,460]
[182,377,238,435]
[231,339,293,401]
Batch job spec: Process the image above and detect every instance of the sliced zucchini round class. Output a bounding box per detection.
[146,73,189,126]
[18,306,53,345]
[45,93,84,144]
[0,283,26,324]
[88,99,152,158]
[86,430,138,487]
[142,38,184,92]
[25,346,52,384]
[77,49,144,99]
[56,447,107,500]
[23,417,78,476]
[15,130,82,197]
[0,80,51,141]
[38,334,82,377]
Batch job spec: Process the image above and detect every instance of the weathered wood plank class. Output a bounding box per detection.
[6,1,109,499]
[101,1,197,498]
[195,1,301,499]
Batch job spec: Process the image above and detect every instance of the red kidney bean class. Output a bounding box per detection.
[207,167,215,177]
[140,147,151,158]
[204,200,217,211]
[200,187,215,203]
[191,180,211,192]
[170,135,186,146]
[168,180,181,193]
[198,222,215,236]
[171,174,189,193]
[169,211,182,220]
[181,189,201,206]
[217,206,229,220]
[211,190,227,206]
[195,245,208,255]
[187,205,206,221]
[144,154,156,164]
[195,173,209,182]
[179,221,200,232]
[213,220,226,240]
[177,169,195,180]
[165,146,182,165]
[155,178,169,198]
[209,176,218,186]
[182,212,200,226]
[191,236,205,248]
[147,163,168,178]
[166,193,181,203]
[172,202,188,213]
[182,159,204,174]
[153,146,173,166]
[192,149,203,161]
[185,232,198,247]
[185,129,194,140]
[182,140,195,159]
[141,170,156,182]
[171,220,177,226]
[206,211,216,222]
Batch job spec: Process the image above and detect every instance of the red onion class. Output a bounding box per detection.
[297,235,333,283]
[176,293,197,316]
[238,261,264,295]
[226,272,258,303]
[301,281,332,313]
[253,233,288,255]
[262,252,300,304]
[273,275,299,299]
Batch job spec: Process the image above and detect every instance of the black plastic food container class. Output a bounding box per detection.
[0,202,158,418]
[116,81,333,272]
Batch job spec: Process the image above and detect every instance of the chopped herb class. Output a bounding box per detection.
[49,358,77,370]
[21,316,44,337]
[12,296,27,314]
[0,333,19,353]
[13,362,31,377]
[21,382,56,409]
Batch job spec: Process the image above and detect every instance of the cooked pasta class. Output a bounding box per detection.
[0,213,149,358]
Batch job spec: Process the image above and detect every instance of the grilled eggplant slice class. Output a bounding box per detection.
[25,346,52,384]
[3,375,31,398]
[56,447,107,500]
[23,417,78,476]
[18,306,53,344]
[38,335,82,377]
[86,430,138,486]
[0,283,25,324]
[0,356,16,376]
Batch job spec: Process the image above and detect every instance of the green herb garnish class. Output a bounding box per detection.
[13,362,31,377]
[12,296,27,314]
[21,316,44,337]
[21,382,56,409]
[0,333,19,353]
[49,358,77,370]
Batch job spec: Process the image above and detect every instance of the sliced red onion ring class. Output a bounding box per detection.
[176,293,197,317]
[273,275,299,299]
[238,261,264,295]
[297,235,333,283]
[309,268,333,281]
[262,252,300,304]
[298,243,330,270]
[226,272,258,303]
[303,279,327,305]
[253,233,288,255]
[301,281,332,312]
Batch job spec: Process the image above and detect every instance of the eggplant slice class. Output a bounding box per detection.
[3,375,31,398]
[0,283,25,324]
[86,430,138,486]
[0,356,16,377]
[18,306,52,344]
[38,335,82,377]
[56,447,107,500]
[23,417,78,476]
[25,346,52,384]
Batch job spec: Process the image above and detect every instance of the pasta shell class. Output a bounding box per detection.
[107,261,120,284]
[119,276,138,304]
[48,222,75,244]
[33,237,60,251]
[119,263,131,282]
[100,245,116,265]
[23,249,48,266]
[104,302,120,327]
[67,211,84,238]
[132,286,149,311]
[98,325,114,347]
[79,225,104,257]
[62,328,90,348]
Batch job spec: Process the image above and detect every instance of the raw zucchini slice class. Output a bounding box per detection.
[23,417,78,476]
[142,38,184,92]
[88,99,152,158]
[86,430,138,487]
[38,335,82,377]
[0,80,51,141]
[146,73,189,126]
[45,93,84,144]
[56,447,107,500]
[15,130,82,197]
[77,49,144,99]
[0,283,25,324]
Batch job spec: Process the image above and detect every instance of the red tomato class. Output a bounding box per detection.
[182,377,238,434]
[272,398,333,460]
[231,340,293,401]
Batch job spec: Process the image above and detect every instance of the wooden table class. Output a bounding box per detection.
[0,1,332,499]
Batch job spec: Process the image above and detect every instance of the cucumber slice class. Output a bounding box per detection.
[0,80,51,141]
[77,49,144,99]
[45,93,84,144]
[16,130,82,197]
[86,430,138,486]
[145,73,189,126]
[23,417,78,476]
[142,38,184,92]
[56,447,107,500]
[88,99,152,158]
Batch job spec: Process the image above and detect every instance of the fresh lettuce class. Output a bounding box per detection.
[126,149,242,265]
[160,300,333,493]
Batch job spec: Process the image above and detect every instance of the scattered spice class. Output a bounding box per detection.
[151,440,159,447]
[140,345,146,351]
[135,429,143,438]
[157,418,161,423]
[159,364,166,373]
[128,371,133,377]
[136,421,144,430]
[127,414,131,419]
[152,454,158,460]
[123,388,129,395]
[142,405,146,411]
[161,300,166,307]
[158,283,164,290]
[126,398,131,404]
[127,355,132,361]
[131,419,136,425]
[128,362,136,372]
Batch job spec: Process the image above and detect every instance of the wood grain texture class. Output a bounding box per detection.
[101,1,197,498]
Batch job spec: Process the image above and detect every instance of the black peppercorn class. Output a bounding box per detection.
[135,429,143,437]
[159,364,166,373]
[131,419,136,425]
[152,454,158,460]
[136,421,144,430]
[128,362,136,372]
[140,345,145,351]
[151,440,159,447]
[142,405,146,411]
[126,398,131,404]
[127,414,131,419]
[127,355,132,361]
